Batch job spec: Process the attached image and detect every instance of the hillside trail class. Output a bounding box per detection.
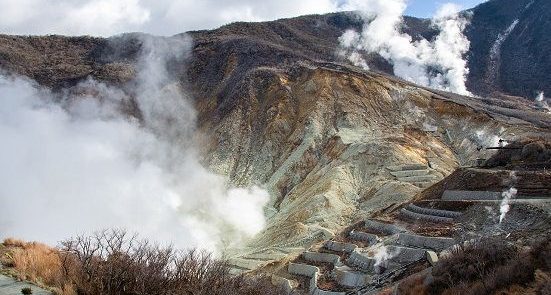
[0,266,51,295]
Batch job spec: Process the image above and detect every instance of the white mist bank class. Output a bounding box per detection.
[339,0,471,95]
[0,35,269,253]
[0,0,338,36]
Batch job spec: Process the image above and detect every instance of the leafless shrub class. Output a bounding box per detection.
[58,229,283,295]
[427,236,551,295]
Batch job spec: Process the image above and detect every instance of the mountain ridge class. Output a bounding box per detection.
[1,0,549,100]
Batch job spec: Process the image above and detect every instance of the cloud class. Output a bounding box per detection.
[0,35,269,253]
[0,0,339,36]
[339,0,472,95]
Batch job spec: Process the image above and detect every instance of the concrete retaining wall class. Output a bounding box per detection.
[387,246,426,264]
[288,263,319,277]
[289,262,346,295]
[407,204,462,218]
[387,164,427,171]
[442,190,502,201]
[324,241,357,253]
[303,252,342,266]
[349,230,378,245]
[397,233,456,252]
[400,208,454,223]
[346,250,376,272]
[390,169,430,178]
[397,175,436,182]
[334,268,370,288]
[310,275,318,293]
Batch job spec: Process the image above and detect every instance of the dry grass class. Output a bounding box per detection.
[3,238,28,248]
[1,238,74,295]
[11,242,62,283]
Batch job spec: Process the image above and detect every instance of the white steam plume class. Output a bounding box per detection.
[372,245,398,274]
[499,187,517,224]
[535,91,550,112]
[0,35,269,253]
[339,1,471,95]
[499,171,518,224]
[536,91,545,102]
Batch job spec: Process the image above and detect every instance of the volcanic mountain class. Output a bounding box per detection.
[0,0,551,293]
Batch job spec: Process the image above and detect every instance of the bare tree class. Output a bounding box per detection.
[58,229,284,295]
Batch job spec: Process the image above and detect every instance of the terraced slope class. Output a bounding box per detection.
[0,2,551,274]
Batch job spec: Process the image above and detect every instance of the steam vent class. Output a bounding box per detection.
[1,0,551,294]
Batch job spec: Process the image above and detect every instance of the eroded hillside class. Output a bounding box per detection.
[189,60,551,267]
[1,4,551,287]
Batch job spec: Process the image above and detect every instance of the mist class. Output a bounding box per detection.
[0,0,338,36]
[372,245,398,274]
[339,0,471,95]
[535,91,550,112]
[0,35,269,253]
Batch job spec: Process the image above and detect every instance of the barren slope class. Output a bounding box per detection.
[0,7,551,271]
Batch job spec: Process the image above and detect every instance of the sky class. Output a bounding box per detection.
[405,0,486,18]
[0,0,487,36]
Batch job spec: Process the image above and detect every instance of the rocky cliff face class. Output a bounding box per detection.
[1,0,551,266]
[193,60,550,254]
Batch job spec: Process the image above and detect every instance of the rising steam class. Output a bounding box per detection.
[0,35,269,253]
[339,0,471,95]
[499,171,518,224]
[536,92,545,102]
[372,245,398,274]
[499,188,517,224]
[535,91,550,112]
